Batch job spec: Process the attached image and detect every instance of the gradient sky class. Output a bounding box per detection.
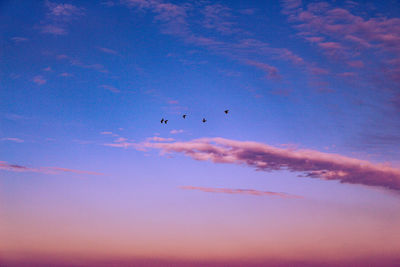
[1,0,400,266]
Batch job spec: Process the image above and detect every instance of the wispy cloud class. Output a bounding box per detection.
[1,138,24,143]
[46,2,84,18]
[147,136,174,142]
[0,161,102,175]
[40,1,84,35]
[244,60,281,80]
[56,54,108,73]
[59,72,73,77]
[100,84,120,93]
[141,137,400,192]
[41,24,67,35]
[179,186,302,199]
[170,129,184,134]
[11,37,28,42]
[98,47,118,55]
[33,75,46,85]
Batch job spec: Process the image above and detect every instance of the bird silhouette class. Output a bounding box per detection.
[182,114,187,119]
[224,109,229,114]
[164,120,168,124]
[202,118,207,123]
[161,118,164,123]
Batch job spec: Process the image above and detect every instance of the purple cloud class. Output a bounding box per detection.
[100,85,120,93]
[0,161,102,175]
[46,1,84,19]
[98,47,118,55]
[33,75,47,85]
[41,24,67,35]
[1,137,24,143]
[179,186,303,199]
[244,60,281,80]
[142,137,400,192]
[11,37,28,42]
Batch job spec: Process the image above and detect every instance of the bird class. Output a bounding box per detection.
[182,114,187,119]
[224,109,229,114]
[164,120,168,124]
[202,118,207,123]
[161,118,164,123]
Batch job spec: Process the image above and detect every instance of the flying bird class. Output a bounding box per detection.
[224,109,229,114]
[164,120,168,124]
[202,118,207,123]
[182,114,187,119]
[161,118,164,123]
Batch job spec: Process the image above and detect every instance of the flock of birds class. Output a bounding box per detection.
[161,109,229,124]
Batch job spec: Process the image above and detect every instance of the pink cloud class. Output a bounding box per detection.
[147,136,175,142]
[0,161,102,175]
[123,0,188,35]
[244,60,281,80]
[100,131,113,135]
[347,60,364,68]
[33,75,46,85]
[202,4,235,34]
[114,137,128,143]
[170,129,184,134]
[40,24,67,35]
[104,142,138,149]
[98,47,118,54]
[1,137,24,143]
[305,36,324,43]
[179,186,303,199]
[100,85,120,93]
[143,137,400,192]
[168,100,179,105]
[59,72,72,77]
[11,37,28,42]
[46,1,84,20]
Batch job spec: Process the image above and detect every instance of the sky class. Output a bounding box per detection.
[1,0,400,266]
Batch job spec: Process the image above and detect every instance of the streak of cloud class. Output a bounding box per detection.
[142,137,400,192]
[179,186,302,199]
[1,138,24,143]
[0,161,103,175]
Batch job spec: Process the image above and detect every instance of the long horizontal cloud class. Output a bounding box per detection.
[142,138,400,191]
[0,161,102,175]
[179,186,302,199]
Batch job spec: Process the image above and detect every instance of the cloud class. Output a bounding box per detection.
[168,99,179,105]
[59,72,72,77]
[244,60,281,80]
[121,1,304,81]
[1,138,24,143]
[99,84,120,93]
[0,161,102,175]
[179,186,302,199]
[98,47,118,54]
[202,4,235,34]
[114,137,128,143]
[123,0,188,35]
[141,137,400,192]
[33,75,47,85]
[147,136,175,142]
[46,1,84,20]
[40,24,67,35]
[170,129,184,134]
[11,37,28,42]
[100,131,113,135]
[40,1,84,35]
[104,142,137,149]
